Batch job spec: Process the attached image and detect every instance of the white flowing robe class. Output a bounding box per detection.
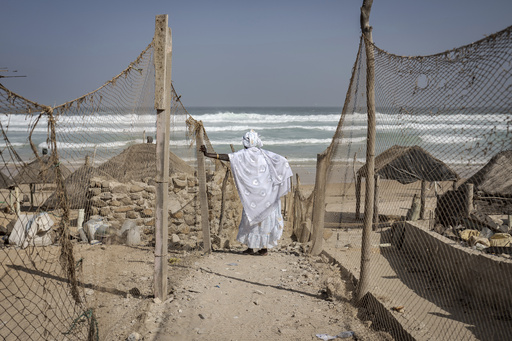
[229,147,293,249]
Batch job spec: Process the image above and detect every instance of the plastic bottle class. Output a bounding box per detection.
[336,331,355,338]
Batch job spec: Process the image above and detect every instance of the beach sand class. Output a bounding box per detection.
[1,154,501,340]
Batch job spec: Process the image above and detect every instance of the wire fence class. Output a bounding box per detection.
[291,25,512,340]
[0,41,157,340]
[0,31,242,340]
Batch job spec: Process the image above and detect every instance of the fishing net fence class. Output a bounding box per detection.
[0,41,157,340]
[0,29,242,338]
[293,25,511,340]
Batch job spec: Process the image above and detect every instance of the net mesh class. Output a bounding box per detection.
[304,25,512,340]
[0,42,156,340]
[0,33,241,339]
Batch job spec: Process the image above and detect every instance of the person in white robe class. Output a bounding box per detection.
[200,130,293,255]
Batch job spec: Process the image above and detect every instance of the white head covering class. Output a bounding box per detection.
[242,130,263,148]
[229,130,293,225]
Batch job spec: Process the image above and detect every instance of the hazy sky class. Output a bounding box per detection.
[1,0,511,107]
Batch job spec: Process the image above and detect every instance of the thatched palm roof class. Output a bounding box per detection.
[357,145,459,184]
[0,171,14,189]
[13,155,72,185]
[466,150,512,197]
[97,143,195,182]
[43,165,114,209]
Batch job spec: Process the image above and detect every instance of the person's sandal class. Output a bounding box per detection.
[242,248,255,255]
[256,249,268,256]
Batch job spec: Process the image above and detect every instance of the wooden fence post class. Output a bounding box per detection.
[196,125,212,254]
[355,174,362,219]
[420,180,426,220]
[154,14,172,301]
[310,151,329,255]
[373,174,379,230]
[356,0,376,303]
[466,183,474,217]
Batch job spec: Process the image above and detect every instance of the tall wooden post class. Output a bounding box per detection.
[310,151,329,255]
[355,174,362,219]
[196,125,212,254]
[154,14,172,301]
[465,183,474,217]
[356,0,376,303]
[372,175,379,230]
[420,180,426,220]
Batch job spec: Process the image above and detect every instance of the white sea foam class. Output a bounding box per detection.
[420,135,482,144]
[2,107,507,169]
[196,112,341,124]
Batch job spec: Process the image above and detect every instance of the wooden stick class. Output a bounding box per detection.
[420,180,426,220]
[356,0,376,304]
[154,14,172,301]
[197,126,212,254]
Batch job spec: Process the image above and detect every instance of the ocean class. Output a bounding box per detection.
[1,106,510,183]
[187,106,510,168]
[186,106,341,164]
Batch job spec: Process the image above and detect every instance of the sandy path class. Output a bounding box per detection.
[131,242,392,341]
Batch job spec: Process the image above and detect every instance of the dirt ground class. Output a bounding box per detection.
[75,231,394,341]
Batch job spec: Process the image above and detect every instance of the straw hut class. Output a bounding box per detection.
[466,150,512,197]
[0,171,14,189]
[0,171,16,212]
[13,155,72,185]
[12,154,72,206]
[462,150,512,215]
[356,145,459,220]
[97,143,195,183]
[42,164,114,210]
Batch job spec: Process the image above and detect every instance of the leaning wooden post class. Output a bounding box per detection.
[310,151,329,255]
[356,0,376,303]
[355,174,362,219]
[15,186,20,216]
[420,180,426,220]
[465,183,474,218]
[153,14,172,301]
[372,174,379,230]
[196,125,212,254]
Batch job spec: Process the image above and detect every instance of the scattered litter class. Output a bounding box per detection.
[198,313,205,319]
[214,285,220,288]
[316,331,354,340]
[168,257,181,264]
[253,289,264,295]
[227,263,238,266]
[392,306,404,313]
[129,287,141,297]
[379,243,392,247]
[126,332,142,341]
[281,269,287,272]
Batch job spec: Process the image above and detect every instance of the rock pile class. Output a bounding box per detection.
[85,168,242,249]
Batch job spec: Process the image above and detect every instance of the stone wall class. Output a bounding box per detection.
[86,167,242,249]
[401,220,512,315]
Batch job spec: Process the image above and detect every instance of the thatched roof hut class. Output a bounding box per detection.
[97,143,195,183]
[0,171,14,189]
[13,155,72,185]
[42,165,114,210]
[356,145,459,184]
[465,150,512,197]
[355,145,459,220]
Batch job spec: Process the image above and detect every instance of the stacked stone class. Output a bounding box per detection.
[88,178,156,231]
[87,169,242,249]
